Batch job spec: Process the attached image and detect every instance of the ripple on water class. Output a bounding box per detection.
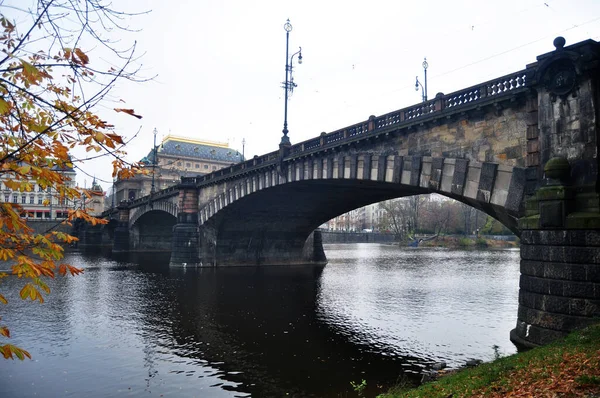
[0,245,520,397]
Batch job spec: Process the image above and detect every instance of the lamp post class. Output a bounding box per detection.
[150,128,158,194]
[415,57,429,103]
[281,19,302,147]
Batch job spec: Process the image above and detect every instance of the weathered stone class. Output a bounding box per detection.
[410,156,422,186]
[451,159,468,195]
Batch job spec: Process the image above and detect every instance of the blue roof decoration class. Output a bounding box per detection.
[141,135,244,165]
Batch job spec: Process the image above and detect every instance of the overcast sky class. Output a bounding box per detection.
[8,1,600,190]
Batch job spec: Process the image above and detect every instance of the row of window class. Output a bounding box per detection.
[2,194,70,206]
[23,211,70,219]
[175,161,219,171]
[0,183,74,192]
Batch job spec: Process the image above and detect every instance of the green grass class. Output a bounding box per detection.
[378,322,600,398]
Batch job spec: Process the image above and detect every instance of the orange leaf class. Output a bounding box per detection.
[0,326,9,338]
[114,108,142,119]
[74,48,89,65]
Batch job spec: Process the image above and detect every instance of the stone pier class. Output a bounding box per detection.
[170,178,200,266]
[112,201,130,253]
[510,37,600,347]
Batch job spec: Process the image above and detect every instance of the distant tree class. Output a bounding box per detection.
[0,0,146,360]
[420,197,452,235]
[480,215,514,235]
[378,199,410,240]
[377,195,428,240]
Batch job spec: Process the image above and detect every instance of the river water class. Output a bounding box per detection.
[0,244,520,397]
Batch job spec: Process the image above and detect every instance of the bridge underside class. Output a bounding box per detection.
[131,211,176,251]
[200,179,519,267]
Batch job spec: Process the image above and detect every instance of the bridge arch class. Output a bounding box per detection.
[129,209,177,251]
[129,200,178,229]
[197,155,526,266]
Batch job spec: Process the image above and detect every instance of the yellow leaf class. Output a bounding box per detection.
[0,98,10,115]
[21,60,42,83]
[0,293,7,304]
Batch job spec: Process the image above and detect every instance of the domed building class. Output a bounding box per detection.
[114,135,244,203]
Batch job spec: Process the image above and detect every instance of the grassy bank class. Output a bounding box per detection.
[378,323,600,398]
[418,235,518,249]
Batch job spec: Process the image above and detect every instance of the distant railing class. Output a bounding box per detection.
[123,68,530,208]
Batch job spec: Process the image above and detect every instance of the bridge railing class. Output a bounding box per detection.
[289,69,528,156]
[121,68,530,208]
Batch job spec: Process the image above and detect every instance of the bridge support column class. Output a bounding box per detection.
[170,178,200,267]
[112,201,130,253]
[511,158,600,348]
[303,230,327,265]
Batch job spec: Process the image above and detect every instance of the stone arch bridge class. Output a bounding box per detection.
[91,37,600,348]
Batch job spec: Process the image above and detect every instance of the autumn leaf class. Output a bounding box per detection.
[20,60,43,84]
[0,0,146,361]
[114,108,143,119]
[0,98,10,115]
[1,344,31,360]
[73,48,89,65]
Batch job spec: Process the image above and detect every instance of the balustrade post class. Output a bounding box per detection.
[434,92,445,112]
[367,115,376,132]
[170,177,200,266]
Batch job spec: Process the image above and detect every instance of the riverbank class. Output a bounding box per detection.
[378,323,600,398]
[418,235,518,249]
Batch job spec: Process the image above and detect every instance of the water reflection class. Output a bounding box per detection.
[0,244,519,397]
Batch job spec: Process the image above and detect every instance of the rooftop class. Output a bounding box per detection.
[141,135,244,165]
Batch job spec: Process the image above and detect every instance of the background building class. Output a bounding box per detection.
[0,163,81,220]
[85,178,105,216]
[112,135,244,203]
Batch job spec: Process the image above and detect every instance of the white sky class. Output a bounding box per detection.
[7,1,600,190]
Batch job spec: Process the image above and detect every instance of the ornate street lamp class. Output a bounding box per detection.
[150,127,158,194]
[111,178,115,209]
[281,19,302,147]
[415,57,428,103]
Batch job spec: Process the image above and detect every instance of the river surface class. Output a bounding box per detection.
[0,244,520,397]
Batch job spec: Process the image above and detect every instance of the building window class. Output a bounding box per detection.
[29,195,34,204]
[38,196,42,205]
[195,164,199,169]
[204,165,208,169]
[38,185,43,192]
[21,195,26,204]
[3,194,8,202]
[186,162,191,168]
[177,162,182,167]
[12,194,17,203]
